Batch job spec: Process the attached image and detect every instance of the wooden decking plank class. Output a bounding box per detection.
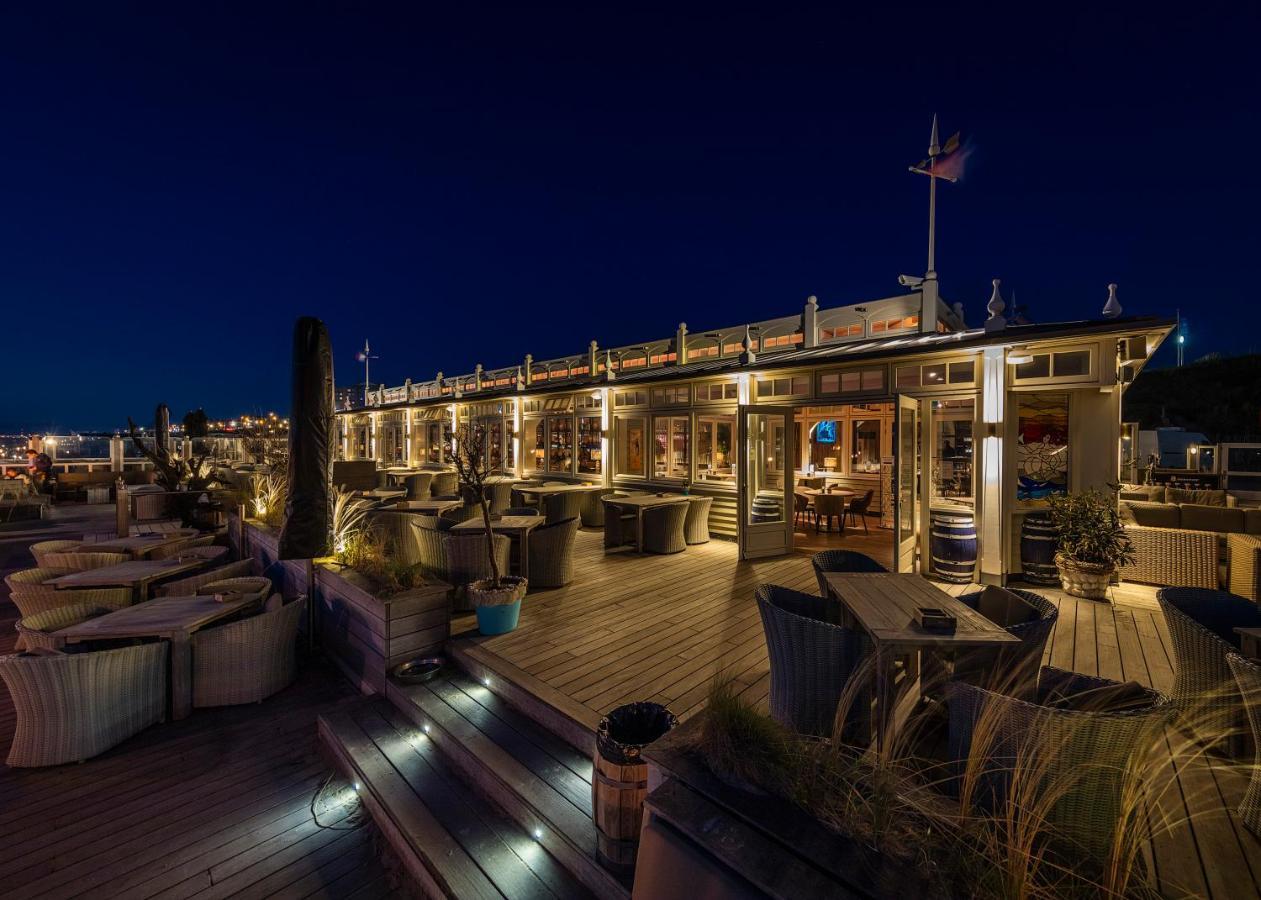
[231,824,373,900]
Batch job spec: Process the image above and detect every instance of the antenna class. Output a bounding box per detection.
[355,339,380,406]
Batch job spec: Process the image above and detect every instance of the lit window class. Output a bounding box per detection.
[948,361,975,384]
[616,417,647,476]
[653,416,690,479]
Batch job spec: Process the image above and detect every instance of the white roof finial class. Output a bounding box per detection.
[984,278,1007,332]
[1102,283,1122,319]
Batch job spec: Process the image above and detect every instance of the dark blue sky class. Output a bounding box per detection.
[2,4,1257,431]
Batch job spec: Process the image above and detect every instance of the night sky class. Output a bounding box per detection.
[2,5,1258,431]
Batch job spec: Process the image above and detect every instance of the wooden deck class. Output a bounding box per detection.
[0,529,411,900]
[454,527,1261,900]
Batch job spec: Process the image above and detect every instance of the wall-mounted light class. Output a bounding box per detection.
[1006,346,1034,365]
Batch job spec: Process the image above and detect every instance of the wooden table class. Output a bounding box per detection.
[603,494,690,553]
[513,483,600,498]
[795,486,856,533]
[452,515,545,577]
[45,558,209,601]
[75,534,188,558]
[359,488,408,500]
[390,499,465,515]
[822,573,1018,750]
[56,595,258,720]
[1237,627,1261,660]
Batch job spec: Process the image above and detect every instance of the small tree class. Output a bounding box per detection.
[449,421,503,588]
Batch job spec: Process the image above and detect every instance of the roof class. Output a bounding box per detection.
[349,315,1175,412]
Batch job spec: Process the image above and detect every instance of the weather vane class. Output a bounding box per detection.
[908,115,967,279]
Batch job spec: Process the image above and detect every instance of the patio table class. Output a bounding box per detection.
[390,498,465,515]
[603,494,690,553]
[358,488,408,500]
[822,573,1018,751]
[56,594,259,720]
[45,557,210,601]
[74,533,189,558]
[451,515,544,577]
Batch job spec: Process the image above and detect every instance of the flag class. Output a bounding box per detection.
[911,131,965,179]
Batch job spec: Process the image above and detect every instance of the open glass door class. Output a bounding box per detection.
[738,405,794,559]
[894,394,920,572]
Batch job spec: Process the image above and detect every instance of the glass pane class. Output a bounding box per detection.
[524,418,545,471]
[505,418,516,469]
[898,406,917,545]
[578,416,602,474]
[851,418,881,473]
[486,420,503,472]
[1053,350,1091,377]
[617,417,646,476]
[931,399,974,508]
[696,415,735,483]
[548,417,573,472]
[922,363,946,385]
[948,361,975,384]
[1015,355,1051,379]
[427,422,443,463]
[861,368,884,391]
[1015,393,1069,500]
[808,418,841,472]
[746,413,785,525]
[895,366,920,389]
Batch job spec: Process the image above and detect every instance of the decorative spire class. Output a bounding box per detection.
[605,349,616,381]
[928,113,941,158]
[1102,283,1122,319]
[984,278,1007,332]
[740,324,757,364]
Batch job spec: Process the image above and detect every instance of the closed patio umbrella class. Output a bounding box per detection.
[279,317,334,561]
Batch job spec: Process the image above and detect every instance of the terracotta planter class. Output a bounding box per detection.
[1055,554,1114,600]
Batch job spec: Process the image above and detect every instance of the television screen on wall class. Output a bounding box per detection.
[814,420,837,444]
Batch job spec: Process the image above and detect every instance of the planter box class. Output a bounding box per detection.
[637,717,888,900]
[233,515,451,696]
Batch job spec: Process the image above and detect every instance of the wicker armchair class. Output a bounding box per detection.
[581,489,620,529]
[642,503,688,554]
[404,472,434,500]
[947,666,1171,857]
[756,585,870,738]
[192,596,304,707]
[485,482,514,515]
[367,510,423,567]
[409,519,450,582]
[0,643,168,767]
[603,499,637,549]
[1158,587,1261,748]
[154,559,259,597]
[443,533,510,611]
[544,491,586,525]
[811,550,888,596]
[200,577,273,601]
[39,551,127,572]
[504,507,540,517]
[936,587,1059,699]
[30,540,79,567]
[683,496,713,544]
[1229,534,1261,603]
[1120,526,1217,588]
[1228,653,1261,836]
[528,518,579,588]
[5,568,130,618]
[440,503,480,526]
[430,472,458,498]
[16,603,116,651]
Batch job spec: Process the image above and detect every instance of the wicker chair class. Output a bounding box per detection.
[192,596,304,707]
[430,472,458,498]
[934,587,1059,699]
[642,503,688,554]
[146,539,194,560]
[485,482,514,515]
[0,643,168,767]
[30,540,80,567]
[5,568,130,618]
[1228,653,1261,836]
[440,503,480,526]
[683,496,713,544]
[580,489,620,529]
[154,559,259,597]
[504,507,540,517]
[845,489,875,533]
[39,551,127,572]
[528,518,579,588]
[404,472,434,500]
[812,492,847,533]
[200,577,273,601]
[603,498,637,549]
[443,533,510,611]
[16,603,116,651]
[756,584,870,738]
[1229,534,1261,603]
[1158,587,1261,748]
[410,518,450,582]
[544,491,586,525]
[947,666,1171,857]
[1120,526,1217,588]
[163,544,228,564]
[811,550,888,596]
[367,510,423,567]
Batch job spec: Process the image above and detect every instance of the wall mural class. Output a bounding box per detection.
[1016,392,1069,500]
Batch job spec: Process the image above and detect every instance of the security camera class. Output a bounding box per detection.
[898,274,924,289]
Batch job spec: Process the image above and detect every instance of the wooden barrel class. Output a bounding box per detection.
[750,490,783,523]
[929,510,977,583]
[592,702,678,873]
[1020,512,1060,585]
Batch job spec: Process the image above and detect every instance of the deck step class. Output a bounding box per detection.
[317,697,592,900]
[388,672,632,900]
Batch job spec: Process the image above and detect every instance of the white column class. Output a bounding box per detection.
[979,347,1006,583]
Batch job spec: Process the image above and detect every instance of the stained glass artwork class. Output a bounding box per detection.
[1016,393,1069,500]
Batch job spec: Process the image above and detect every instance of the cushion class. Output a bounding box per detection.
[1120,484,1165,502]
[1165,487,1229,507]
[1122,500,1181,529]
[976,585,1039,628]
[1179,504,1245,534]
[1246,509,1261,536]
[265,593,284,613]
[1165,589,1261,647]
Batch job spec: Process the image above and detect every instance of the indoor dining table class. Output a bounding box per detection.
[795,486,856,533]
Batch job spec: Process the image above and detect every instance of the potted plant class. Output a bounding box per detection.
[1047,487,1135,600]
[451,422,526,633]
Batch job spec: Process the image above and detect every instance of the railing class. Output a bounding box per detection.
[343,292,963,410]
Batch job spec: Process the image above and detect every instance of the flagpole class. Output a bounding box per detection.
[926,114,940,278]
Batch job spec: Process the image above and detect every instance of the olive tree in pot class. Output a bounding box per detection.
[1047,487,1135,600]
[451,422,526,633]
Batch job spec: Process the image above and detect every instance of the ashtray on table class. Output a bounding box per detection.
[916,607,957,633]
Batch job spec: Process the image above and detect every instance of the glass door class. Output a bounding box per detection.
[894,394,920,573]
[738,406,794,559]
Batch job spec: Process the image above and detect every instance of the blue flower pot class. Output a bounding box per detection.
[476,600,522,635]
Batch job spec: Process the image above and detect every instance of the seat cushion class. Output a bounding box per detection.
[1166,487,1230,507]
[1122,500,1181,528]
[976,585,1039,628]
[1179,504,1245,534]
[1245,509,1261,536]
[1120,484,1165,502]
